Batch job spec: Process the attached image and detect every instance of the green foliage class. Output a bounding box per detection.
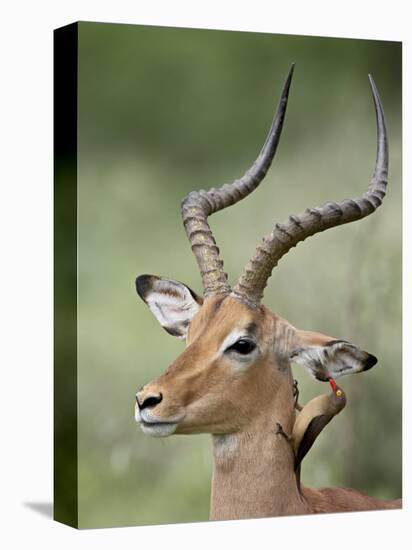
[74,22,401,527]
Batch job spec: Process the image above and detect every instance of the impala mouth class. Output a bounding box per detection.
[140,420,179,437]
[135,406,183,438]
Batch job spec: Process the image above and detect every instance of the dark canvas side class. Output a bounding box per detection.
[54,22,78,529]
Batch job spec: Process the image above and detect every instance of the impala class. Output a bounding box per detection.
[134,66,401,519]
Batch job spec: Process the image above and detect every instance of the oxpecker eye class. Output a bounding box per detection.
[226,339,257,355]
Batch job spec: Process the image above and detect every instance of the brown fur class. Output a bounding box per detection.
[303,487,401,513]
[296,329,337,347]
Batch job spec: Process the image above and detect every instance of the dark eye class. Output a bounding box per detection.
[227,339,257,355]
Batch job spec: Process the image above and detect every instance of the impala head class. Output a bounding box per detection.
[134,65,388,438]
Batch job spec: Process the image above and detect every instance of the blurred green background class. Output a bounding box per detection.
[76,22,401,528]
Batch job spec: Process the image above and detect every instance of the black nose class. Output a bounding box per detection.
[136,392,163,410]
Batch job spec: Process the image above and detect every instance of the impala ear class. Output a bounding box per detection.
[135,274,203,338]
[290,330,377,380]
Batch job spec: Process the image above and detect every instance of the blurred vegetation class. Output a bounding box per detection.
[74,22,401,528]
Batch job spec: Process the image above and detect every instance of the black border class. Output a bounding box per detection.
[53,22,78,528]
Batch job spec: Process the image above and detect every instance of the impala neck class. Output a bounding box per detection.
[210,375,309,520]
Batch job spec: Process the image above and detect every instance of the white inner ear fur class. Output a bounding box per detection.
[291,340,368,379]
[145,279,201,338]
[291,346,327,375]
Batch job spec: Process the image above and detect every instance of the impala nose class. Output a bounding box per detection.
[136,391,163,410]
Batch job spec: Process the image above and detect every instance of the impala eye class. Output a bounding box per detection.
[227,339,257,355]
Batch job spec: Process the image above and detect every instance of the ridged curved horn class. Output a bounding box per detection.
[234,75,388,305]
[181,65,295,296]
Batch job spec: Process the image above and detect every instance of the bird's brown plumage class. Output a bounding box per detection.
[291,386,347,471]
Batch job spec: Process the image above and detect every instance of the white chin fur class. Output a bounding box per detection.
[139,421,178,438]
[135,405,179,437]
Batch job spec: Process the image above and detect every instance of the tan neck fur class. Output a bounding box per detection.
[210,376,310,520]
